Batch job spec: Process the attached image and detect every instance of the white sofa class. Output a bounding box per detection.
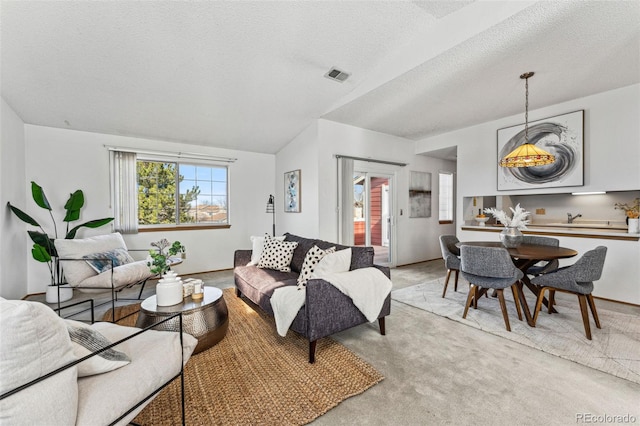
[0,298,197,425]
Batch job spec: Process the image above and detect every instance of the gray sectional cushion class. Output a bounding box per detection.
[315,239,374,270]
[284,233,319,273]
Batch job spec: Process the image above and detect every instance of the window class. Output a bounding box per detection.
[438,171,454,224]
[137,160,228,227]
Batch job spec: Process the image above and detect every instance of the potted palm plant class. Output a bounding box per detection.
[8,182,114,302]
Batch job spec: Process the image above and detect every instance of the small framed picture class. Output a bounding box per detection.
[284,169,301,213]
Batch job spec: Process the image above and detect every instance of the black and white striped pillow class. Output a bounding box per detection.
[257,235,299,272]
[67,324,131,377]
[297,245,336,288]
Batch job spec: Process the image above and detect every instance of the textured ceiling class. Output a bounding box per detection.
[1,1,638,154]
[324,1,640,142]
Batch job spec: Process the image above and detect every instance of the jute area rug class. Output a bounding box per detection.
[104,288,383,425]
[392,277,640,385]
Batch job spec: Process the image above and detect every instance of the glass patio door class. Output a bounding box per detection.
[353,172,393,266]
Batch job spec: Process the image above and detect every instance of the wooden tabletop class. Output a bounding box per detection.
[457,241,578,260]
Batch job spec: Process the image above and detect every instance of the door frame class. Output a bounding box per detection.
[353,162,397,267]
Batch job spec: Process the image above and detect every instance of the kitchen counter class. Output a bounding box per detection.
[460,224,639,241]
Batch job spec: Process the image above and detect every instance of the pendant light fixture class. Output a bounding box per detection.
[499,72,555,168]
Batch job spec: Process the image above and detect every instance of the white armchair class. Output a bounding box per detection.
[0,298,197,425]
[54,232,155,321]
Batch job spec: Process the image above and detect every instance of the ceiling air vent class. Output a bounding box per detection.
[324,67,350,83]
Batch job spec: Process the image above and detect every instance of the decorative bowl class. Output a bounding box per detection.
[475,216,490,226]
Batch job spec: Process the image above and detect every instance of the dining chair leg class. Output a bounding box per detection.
[548,290,555,314]
[496,289,511,332]
[462,284,475,319]
[473,286,479,309]
[532,287,547,325]
[442,269,452,298]
[577,294,592,340]
[453,269,459,292]
[511,284,523,321]
[586,293,601,329]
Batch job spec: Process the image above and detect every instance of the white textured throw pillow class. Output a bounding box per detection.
[55,233,128,286]
[310,248,352,279]
[257,235,298,272]
[297,245,336,288]
[0,299,78,425]
[65,320,131,377]
[247,235,286,266]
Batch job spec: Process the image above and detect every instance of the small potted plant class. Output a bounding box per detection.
[147,239,185,306]
[8,182,114,302]
[615,198,640,233]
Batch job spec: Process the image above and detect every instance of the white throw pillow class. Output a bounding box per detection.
[297,245,336,288]
[247,235,285,266]
[257,235,298,272]
[65,320,131,377]
[0,299,78,425]
[310,248,352,279]
[55,233,128,286]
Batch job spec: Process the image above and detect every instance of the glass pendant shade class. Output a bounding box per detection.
[499,143,555,168]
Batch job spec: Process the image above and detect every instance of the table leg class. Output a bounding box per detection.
[520,274,558,314]
[516,280,535,326]
[514,259,558,315]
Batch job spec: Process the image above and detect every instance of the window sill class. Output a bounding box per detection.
[139,224,231,232]
[439,220,453,225]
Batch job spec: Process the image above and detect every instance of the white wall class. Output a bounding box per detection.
[275,121,319,237]
[417,84,640,304]
[0,98,27,298]
[275,119,455,265]
[19,125,275,295]
[416,84,640,200]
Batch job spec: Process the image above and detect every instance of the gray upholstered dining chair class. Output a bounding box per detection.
[439,235,461,298]
[530,246,607,340]
[522,235,560,276]
[460,245,523,331]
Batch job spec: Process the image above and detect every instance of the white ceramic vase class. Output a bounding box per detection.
[45,285,74,304]
[628,218,639,234]
[156,271,183,306]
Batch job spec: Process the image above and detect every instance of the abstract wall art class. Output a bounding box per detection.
[497,110,584,191]
[284,169,301,212]
[409,171,431,218]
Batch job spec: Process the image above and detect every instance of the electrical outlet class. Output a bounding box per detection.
[536,208,546,215]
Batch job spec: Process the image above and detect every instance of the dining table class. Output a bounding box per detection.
[457,241,578,326]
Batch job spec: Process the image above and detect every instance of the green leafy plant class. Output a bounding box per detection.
[147,239,185,275]
[7,181,114,286]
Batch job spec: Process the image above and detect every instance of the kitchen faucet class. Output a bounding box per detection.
[567,213,582,224]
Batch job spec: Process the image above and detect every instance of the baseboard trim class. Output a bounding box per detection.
[395,258,443,268]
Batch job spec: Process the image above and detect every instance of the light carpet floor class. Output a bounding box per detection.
[392,277,640,385]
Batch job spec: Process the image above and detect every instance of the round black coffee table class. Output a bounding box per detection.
[135,286,229,354]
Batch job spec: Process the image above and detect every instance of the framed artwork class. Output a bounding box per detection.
[284,169,301,212]
[497,110,584,191]
[409,171,431,218]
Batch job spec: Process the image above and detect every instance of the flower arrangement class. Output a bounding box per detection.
[614,198,640,219]
[147,239,185,275]
[484,204,531,230]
